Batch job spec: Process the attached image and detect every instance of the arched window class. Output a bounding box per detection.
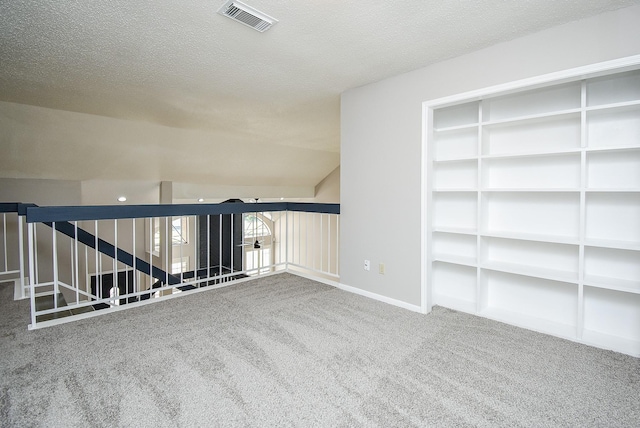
[243,213,273,273]
[244,214,271,238]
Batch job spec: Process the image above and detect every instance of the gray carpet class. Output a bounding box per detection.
[1,274,639,427]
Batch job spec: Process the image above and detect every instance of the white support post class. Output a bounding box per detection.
[230,214,235,273]
[132,219,137,295]
[278,211,282,267]
[305,212,309,270]
[328,215,331,275]
[297,212,301,266]
[18,215,26,299]
[207,215,211,282]
[165,216,169,286]
[85,246,89,298]
[285,210,289,270]
[2,213,7,272]
[149,217,153,283]
[28,223,37,328]
[336,215,339,275]
[73,224,79,304]
[193,215,198,283]
[52,222,58,309]
[320,214,324,273]
[70,239,74,291]
[123,222,128,298]
[313,213,317,271]
[74,222,79,304]
[179,217,183,279]
[95,221,101,300]
[34,225,39,285]
[114,219,118,305]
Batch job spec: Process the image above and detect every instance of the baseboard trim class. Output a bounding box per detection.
[285,269,340,288]
[285,270,424,314]
[336,281,425,314]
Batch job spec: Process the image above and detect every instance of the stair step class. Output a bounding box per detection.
[69,305,95,315]
[35,292,68,311]
[35,292,95,322]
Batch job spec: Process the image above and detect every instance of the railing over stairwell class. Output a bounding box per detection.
[24,202,340,329]
[0,203,28,299]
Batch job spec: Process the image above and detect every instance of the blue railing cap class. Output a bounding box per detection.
[25,202,339,223]
[0,202,19,213]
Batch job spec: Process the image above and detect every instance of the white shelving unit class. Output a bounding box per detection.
[425,63,640,356]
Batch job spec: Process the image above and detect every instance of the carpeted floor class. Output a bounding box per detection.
[1,273,639,427]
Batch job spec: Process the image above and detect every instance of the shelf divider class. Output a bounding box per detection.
[427,64,640,357]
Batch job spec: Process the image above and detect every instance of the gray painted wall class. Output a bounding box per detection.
[340,5,640,307]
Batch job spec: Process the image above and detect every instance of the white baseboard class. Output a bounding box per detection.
[335,281,425,314]
[286,269,340,288]
[284,270,424,314]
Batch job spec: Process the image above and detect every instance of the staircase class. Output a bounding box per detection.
[34,292,94,322]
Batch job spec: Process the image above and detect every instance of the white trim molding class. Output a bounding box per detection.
[422,54,640,110]
[337,281,424,314]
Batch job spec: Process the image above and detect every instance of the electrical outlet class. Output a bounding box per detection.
[364,259,370,271]
[379,263,385,275]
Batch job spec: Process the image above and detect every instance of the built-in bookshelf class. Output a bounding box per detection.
[426,63,640,356]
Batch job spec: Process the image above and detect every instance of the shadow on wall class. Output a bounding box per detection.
[314,166,340,203]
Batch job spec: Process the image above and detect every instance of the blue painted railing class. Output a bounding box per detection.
[25,202,339,223]
[20,201,340,329]
[22,202,339,286]
[0,202,20,213]
[18,203,179,285]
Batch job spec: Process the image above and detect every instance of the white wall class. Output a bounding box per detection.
[314,166,340,203]
[0,178,82,282]
[0,178,81,206]
[340,5,640,307]
[173,183,315,203]
[0,100,338,190]
[81,180,160,205]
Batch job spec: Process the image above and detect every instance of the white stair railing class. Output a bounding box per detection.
[23,202,339,329]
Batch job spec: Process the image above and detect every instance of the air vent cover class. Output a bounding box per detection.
[217,1,278,32]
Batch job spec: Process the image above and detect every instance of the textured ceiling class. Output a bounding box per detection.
[0,0,638,189]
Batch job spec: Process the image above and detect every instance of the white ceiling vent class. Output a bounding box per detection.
[217,1,278,32]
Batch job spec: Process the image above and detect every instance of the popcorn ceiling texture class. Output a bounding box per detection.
[0,0,638,186]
